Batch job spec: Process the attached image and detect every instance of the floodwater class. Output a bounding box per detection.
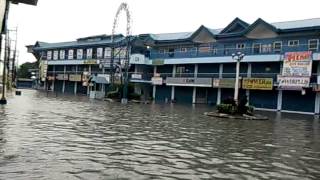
[0,90,319,180]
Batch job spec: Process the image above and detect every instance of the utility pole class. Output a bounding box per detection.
[0,0,10,105]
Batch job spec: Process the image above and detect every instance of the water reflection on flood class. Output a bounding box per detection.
[0,90,319,180]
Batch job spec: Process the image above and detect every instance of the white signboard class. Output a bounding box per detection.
[68,49,74,60]
[86,48,93,59]
[130,54,146,64]
[53,50,59,60]
[131,74,142,79]
[60,50,65,60]
[151,77,163,85]
[282,51,312,77]
[97,48,103,58]
[278,76,310,90]
[104,47,112,58]
[47,51,52,60]
[77,49,83,59]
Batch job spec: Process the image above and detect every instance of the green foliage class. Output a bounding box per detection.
[217,104,255,115]
[17,61,38,79]
[217,104,237,114]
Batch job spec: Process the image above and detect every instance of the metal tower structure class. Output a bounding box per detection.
[110,2,132,104]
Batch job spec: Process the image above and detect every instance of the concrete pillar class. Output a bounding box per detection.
[87,65,91,96]
[192,87,197,104]
[152,66,157,99]
[74,65,78,95]
[246,63,252,102]
[52,65,55,91]
[315,63,320,114]
[277,90,283,111]
[62,65,66,93]
[171,65,176,100]
[217,64,223,105]
[192,64,198,104]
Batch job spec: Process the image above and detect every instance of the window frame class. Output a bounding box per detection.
[288,40,299,47]
[273,41,282,53]
[308,39,319,50]
[236,43,246,50]
[252,43,261,54]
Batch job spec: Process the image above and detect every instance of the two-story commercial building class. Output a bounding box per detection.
[129,18,320,114]
[29,34,133,96]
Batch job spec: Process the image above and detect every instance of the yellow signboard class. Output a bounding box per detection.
[83,60,98,65]
[242,78,273,90]
[69,74,82,82]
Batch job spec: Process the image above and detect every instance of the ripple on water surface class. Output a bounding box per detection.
[0,90,319,180]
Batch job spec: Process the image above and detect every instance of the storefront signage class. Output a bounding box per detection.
[131,74,142,79]
[56,74,68,81]
[242,78,273,90]
[282,51,312,76]
[83,59,99,65]
[69,74,82,82]
[151,77,163,85]
[130,54,146,64]
[47,76,55,81]
[166,77,212,87]
[213,78,238,88]
[277,76,310,90]
[152,59,164,66]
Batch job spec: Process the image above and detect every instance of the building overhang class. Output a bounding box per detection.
[10,0,38,5]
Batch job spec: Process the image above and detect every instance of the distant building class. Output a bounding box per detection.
[30,17,320,114]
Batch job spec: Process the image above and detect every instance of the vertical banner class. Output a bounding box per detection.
[68,49,74,60]
[86,48,92,59]
[47,51,52,60]
[60,50,65,60]
[282,51,312,76]
[53,50,59,60]
[104,47,112,58]
[97,48,103,58]
[77,49,83,59]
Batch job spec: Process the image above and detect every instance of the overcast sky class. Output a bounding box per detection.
[7,0,320,65]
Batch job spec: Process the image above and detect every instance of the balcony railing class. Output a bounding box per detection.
[150,44,319,59]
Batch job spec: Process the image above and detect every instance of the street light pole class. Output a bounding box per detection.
[232,52,245,105]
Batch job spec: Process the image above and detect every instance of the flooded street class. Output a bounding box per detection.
[0,90,319,179]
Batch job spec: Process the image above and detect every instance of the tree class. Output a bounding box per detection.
[17,61,38,79]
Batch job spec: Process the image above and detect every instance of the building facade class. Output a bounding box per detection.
[130,18,320,114]
[31,17,320,114]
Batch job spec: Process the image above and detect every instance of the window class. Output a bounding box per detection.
[212,47,218,55]
[181,47,187,52]
[77,49,83,59]
[158,49,165,54]
[236,43,245,49]
[86,48,93,59]
[104,47,112,58]
[97,47,103,58]
[273,41,282,53]
[53,50,59,60]
[47,51,52,60]
[168,48,174,58]
[261,44,272,53]
[59,50,65,60]
[252,43,261,54]
[176,66,186,74]
[68,49,74,60]
[288,40,299,47]
[224,45,230,55]
[309,39,319,50]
